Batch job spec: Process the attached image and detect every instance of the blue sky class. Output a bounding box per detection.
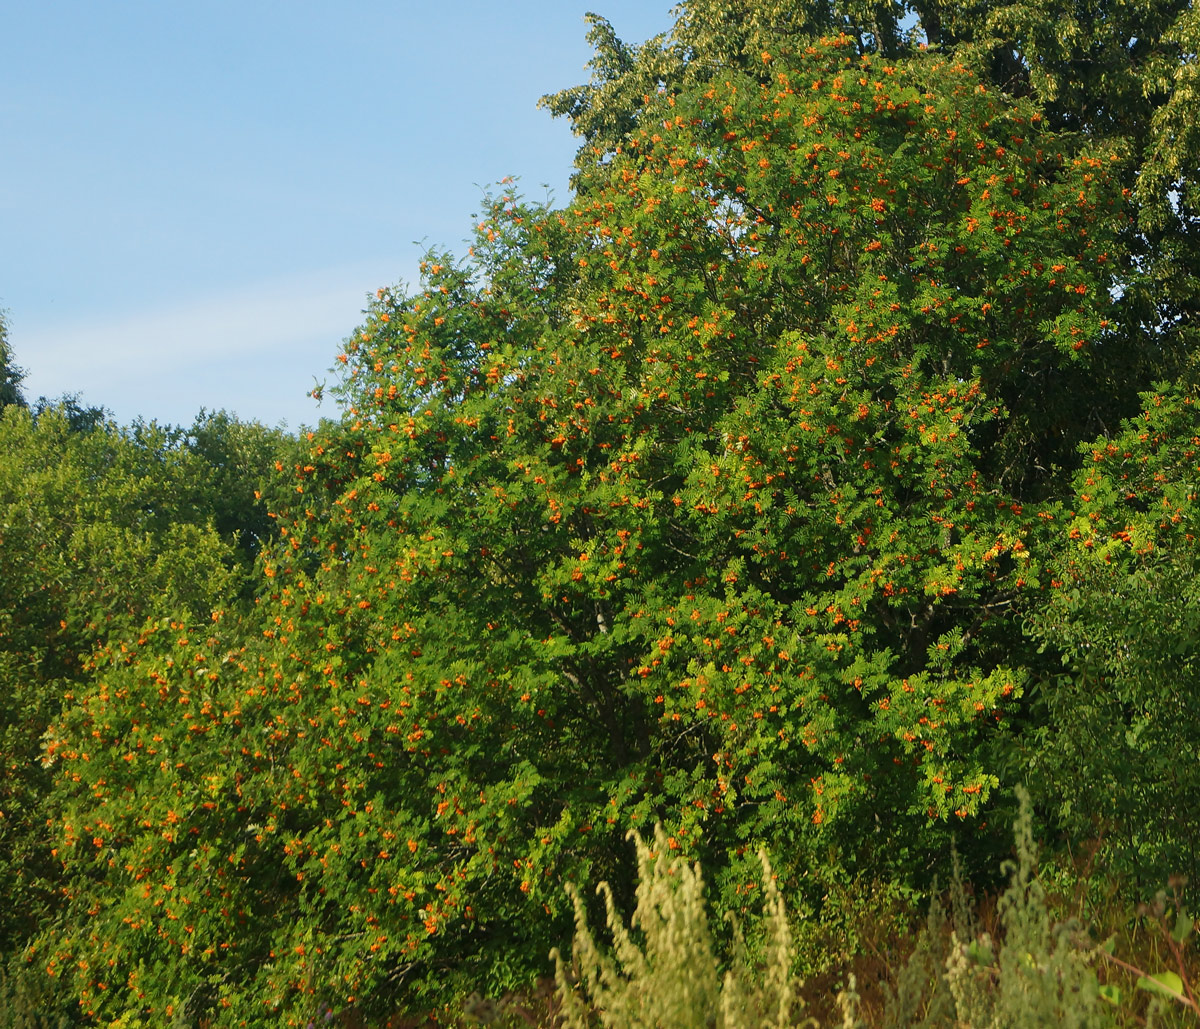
[1,1,676,430]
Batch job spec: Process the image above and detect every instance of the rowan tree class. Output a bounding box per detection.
[545,0,1200,894]
[33,31,1137,1023]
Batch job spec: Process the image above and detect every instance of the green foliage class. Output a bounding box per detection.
[1117,888,1200,1018]
[934,0,1200,408]
[323,32,1123,905]
[0,310,25,412]
[173,409,295,592]
[540,0,908,168]
[8,1,1200,1024]
[547,0,1200,426]
[30,30,1139,1023]
[0,404,286,967]
[0,948,77,1029]
[1024,383,1200,894]
[538,14,682,168]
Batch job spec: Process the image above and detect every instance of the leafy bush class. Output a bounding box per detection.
[1026,383,1200,897]
[0,405,279,960]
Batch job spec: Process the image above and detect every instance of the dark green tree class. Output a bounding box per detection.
[0,311,26,412]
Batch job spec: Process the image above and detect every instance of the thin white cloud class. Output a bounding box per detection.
[15,263,417,426]
[22,265,383,376]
